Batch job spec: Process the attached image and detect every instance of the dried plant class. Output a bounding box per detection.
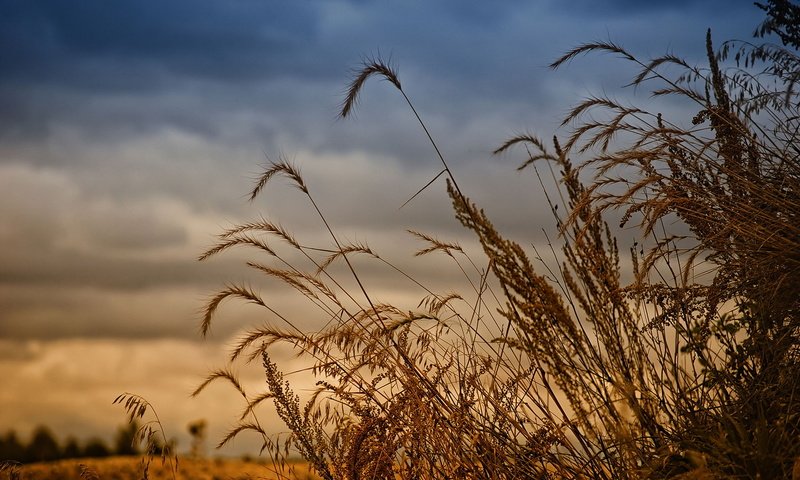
[0,461,22,480]
[78,464,100,480]
[198,10,800,480]
[113,393,178,480]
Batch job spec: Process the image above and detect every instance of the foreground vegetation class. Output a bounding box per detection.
[195,2,800,479]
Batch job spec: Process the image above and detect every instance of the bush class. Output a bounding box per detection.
[198,5,800,479]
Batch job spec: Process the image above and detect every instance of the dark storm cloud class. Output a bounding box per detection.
[0,0,766,97]
[562,0,720,15]
[0,0,322,87]
[549,0,765,32]
[0,249,203,290]
[0,0,522,139]
[0,0,327,143]
[0,0,767,154]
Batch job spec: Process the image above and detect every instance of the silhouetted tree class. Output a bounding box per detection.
[62,436,81,459]
[0,430,24,462]
[24,426,60,463]
[756,0,800,48]
[113,421,140,456]
[82,438,110,458]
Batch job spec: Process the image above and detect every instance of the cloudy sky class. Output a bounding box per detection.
[0,0,766,456]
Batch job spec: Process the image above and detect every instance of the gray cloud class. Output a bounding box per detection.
[0,0,321,85]
[0,0,765,323]
[0,0,765,154]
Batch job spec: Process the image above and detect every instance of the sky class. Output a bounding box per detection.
[0,0,767,457]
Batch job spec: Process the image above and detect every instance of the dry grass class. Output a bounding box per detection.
[194,12,800,480]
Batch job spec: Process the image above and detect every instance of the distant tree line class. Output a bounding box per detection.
[0,423,139,463]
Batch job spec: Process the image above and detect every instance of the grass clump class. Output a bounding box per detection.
[197,7,800,479]
[113,393,178,480]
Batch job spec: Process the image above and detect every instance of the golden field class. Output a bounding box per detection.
[11,456,318,480]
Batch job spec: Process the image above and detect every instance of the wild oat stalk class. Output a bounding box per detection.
[78,464,101,480]
[113,393,178,480]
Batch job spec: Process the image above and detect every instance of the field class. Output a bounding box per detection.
[11,456,317,480]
